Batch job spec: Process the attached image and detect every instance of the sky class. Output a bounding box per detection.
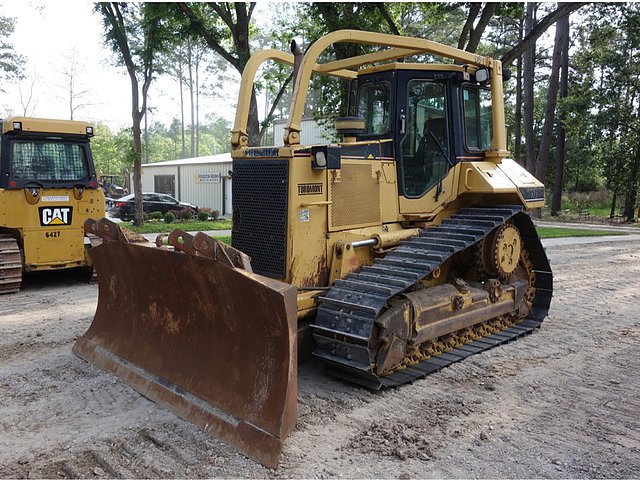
[0,1,240,131]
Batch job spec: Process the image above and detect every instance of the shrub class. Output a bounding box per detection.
[164,211,175,223]
[151,211,163,221]
[197,210,209,222]
[198,208,220,221]
[178,207,193,220]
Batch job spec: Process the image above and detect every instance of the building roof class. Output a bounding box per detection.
[142,152,232,167]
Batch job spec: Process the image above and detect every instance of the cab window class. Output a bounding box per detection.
[10,141,89,181]
[401,80,450,197]
[356,82,391,135]
[463,87,492,150]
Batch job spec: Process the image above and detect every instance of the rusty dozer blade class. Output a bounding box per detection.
[74,218,298,469]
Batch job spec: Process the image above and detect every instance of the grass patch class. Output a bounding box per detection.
[123,219,232,234]
[212,235,231,245]
[586,207,613,218]
[537,227,627,239]
[159,234,231,246]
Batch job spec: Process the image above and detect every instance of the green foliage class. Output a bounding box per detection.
[0,15,24,88]
[151,211,163,221]
[91,123,134,174]
[163,211,175,223]
[198,207,219,221]
[91,113,231,171]
[569,4,640,213]
[560,190,612,212]
[178,208,193,220]
[536,227,627,239]
[125,219,232,234]
[97,2,182,226]
[197,210,209,222]
[143,115,231,162]
[214,235,231,245]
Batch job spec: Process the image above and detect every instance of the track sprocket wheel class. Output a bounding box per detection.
[480,223,522,278]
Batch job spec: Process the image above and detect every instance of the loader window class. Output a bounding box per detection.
[356,82,391,135]
[401,80,450,197]
[10,141,89,182]
[463,87,493,150]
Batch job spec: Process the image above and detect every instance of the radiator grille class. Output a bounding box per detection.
[331,163,381,228]
[232,159,289,279]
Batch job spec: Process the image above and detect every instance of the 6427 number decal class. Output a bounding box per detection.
[45,231,61,238]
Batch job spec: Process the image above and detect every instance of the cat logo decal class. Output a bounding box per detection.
[39,207,73,226]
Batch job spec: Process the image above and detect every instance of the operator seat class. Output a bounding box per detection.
[406,117,448,195]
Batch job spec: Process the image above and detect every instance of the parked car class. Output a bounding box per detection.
[108,193,199,221]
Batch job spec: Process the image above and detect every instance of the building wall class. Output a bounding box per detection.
[141,161,233,214]
[272,118,334,146]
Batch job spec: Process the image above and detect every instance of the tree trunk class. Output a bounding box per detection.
[624,148,640,222]
[514,17,524,164]
[465,3,498,53]
[535,16,565,182]
[179,52,185,159]
[144,110,149,164]
[458,4,481,50]
[247,88,261,146]
[195,48,200,157]
[100,2,160,227]
[175,3,259,146]
[610,192,617,219]
[500,3,586,68]
[551,16,570,216]
[523,3,537,174]
[132,117,144,226]
[188,41,195,157]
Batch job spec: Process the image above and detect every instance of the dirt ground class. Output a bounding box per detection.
[1,238,639,479]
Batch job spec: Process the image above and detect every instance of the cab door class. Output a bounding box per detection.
[395,73,456,215]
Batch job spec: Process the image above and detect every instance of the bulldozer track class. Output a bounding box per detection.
[0,234,22,294]
[312,206,552,389]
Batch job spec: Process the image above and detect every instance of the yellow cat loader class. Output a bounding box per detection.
[0,117,105,293]
[74,31,552,468]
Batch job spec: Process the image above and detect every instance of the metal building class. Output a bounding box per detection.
[272,117,333,146]
[140,153,233,216]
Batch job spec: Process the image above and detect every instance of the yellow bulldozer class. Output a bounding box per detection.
[0,117,105,293]
[74,31,552,468]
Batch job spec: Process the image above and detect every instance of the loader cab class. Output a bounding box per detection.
[352,65,493,200]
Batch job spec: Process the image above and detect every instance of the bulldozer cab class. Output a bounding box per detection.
[351,66,493,201]
[0,117,98,190]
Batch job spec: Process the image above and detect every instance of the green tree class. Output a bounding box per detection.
[573,4,640,220]
[0,14,24,89]
[97,2,172,225]
[91,123,134,183]
[174,3,262,145]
